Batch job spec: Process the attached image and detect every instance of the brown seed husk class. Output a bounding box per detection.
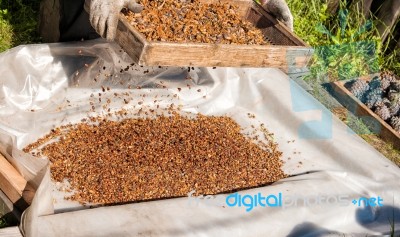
[24,112,285,205]
[123,0,268,45]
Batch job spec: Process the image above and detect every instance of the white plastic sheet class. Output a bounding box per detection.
[0,39,399,237]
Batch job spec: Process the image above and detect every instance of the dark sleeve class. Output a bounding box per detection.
[59,0,99,42]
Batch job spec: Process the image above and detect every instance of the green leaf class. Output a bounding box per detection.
[316,23,332,37]
[331,35,340,44]
[338,9,348,38]
[352,20,372,40]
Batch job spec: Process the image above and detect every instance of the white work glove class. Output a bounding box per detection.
[84,0,143,41]
[261,0,294,31]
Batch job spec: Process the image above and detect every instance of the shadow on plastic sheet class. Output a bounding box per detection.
[356,204,400,235]
[47,40,215,91]
[286,222,342,237]
[286,205,400,236]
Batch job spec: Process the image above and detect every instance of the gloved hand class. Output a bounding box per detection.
[84,0,143,41]
[260,0,294,31]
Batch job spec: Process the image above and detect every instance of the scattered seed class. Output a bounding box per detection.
[123,0,268,45]
[24,111,285,205]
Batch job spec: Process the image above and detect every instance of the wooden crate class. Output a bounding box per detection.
[0,152,35,211]
[115,0,312,71]
[330,74,400,150]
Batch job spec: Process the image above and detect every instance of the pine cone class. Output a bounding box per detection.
[365,88,383,109]
[382,98,391,106]
[375,99,390,109]
[390,116,400,133]
[374,104,391,120]
[381,71,396,83]
[389,103,400,116]
[369,77,382,91]
[390,81,400,92]
[380,71,396,90]
[388,90,400,104]
[380,77,391,91]
[349,79,369,101]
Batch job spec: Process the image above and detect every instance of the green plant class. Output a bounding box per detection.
[379,18,400,77]
[0,217,8,228]
[382,46,400,76]
[288,0,331,46]
[0,0,41,52]
[0,8,13,52]
[316,10,380,80]
[315,9,379,80]
[287,0,399,80]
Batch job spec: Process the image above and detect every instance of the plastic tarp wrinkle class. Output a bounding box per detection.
[0,39,399,237]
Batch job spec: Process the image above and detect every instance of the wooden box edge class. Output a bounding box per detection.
[331,75,400,150]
